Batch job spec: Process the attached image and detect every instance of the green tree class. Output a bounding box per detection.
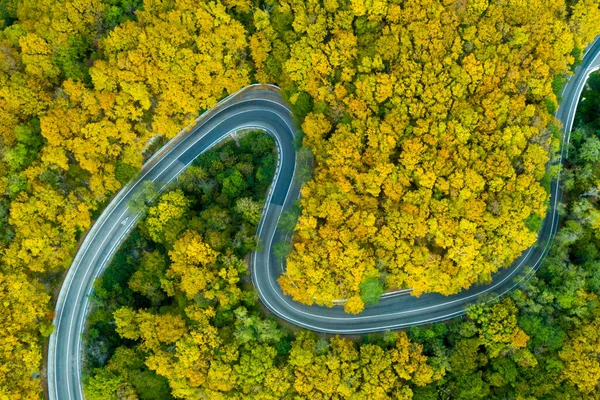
[359,277,384,306]
[235,197,262,224]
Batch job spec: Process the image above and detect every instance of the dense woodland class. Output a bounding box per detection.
[84,98,600,398]
[273,0,600,310]
[83,135,439,399]
[0,0,600,398]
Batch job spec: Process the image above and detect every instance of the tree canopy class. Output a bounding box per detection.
[272,0,600,307]
[0,0,599,397]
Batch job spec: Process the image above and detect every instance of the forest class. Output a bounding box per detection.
[83,86,600,398]
[0,0,600,398]
[273,0,600,310]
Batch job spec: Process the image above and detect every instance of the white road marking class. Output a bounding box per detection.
[51,88,295,400]
[67,113,287,400]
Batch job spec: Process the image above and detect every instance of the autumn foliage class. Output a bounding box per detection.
[85,106,600,398]
[0,0,600,397]
[0,0,252,396]
[83,137,442,399]
[266,0,600,305]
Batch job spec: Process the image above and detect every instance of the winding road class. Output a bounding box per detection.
[48,38,600,400]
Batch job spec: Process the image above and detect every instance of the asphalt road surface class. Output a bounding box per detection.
[48,38,600,400]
